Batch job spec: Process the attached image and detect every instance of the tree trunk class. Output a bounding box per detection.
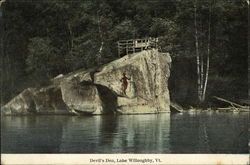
[97,11,103,65]
[200,20,204,94]
[200,46,204,94]
[67,23,73,53]
[201,0,212,102]
[194,0,202,102]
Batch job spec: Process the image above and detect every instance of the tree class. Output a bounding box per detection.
[194,0,202,102]
[201,0,212,102]
[26,37,60,79]
[193,0,214,103]
[1,0,248,105]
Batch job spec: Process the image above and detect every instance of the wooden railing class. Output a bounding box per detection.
[117,38,158,57]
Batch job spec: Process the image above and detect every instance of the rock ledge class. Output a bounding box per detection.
[2,49,171,115]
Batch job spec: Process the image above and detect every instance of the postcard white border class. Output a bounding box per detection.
[1,154,249,165]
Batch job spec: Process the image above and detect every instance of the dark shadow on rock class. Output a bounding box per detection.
[96,84,118,114]
[33,86,70,114]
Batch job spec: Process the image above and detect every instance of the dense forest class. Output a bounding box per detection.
[0,0,248,107]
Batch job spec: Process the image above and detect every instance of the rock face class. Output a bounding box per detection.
[1,49,171,115]
[2,86,71,115]
[94,49,171,114]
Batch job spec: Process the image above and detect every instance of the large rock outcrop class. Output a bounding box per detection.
[1,49,171,115]
[2,86,71,115]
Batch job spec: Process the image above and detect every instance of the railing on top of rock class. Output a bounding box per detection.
[117,37,158,57]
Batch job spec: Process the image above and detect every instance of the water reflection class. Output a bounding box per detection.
[1,116,66,153]
[59,115,119,153]
[110,114,170,153]
[58,114,170,153]
[169,112,249,153]
[1,112,248,153]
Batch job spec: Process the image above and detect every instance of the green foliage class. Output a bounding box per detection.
[26,37,60,78]
[113,19,137,40]
[1,0,248,104]
[65,36,99,70]
[150,18,179,53]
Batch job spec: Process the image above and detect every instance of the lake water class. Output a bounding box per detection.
[1,112,249,153]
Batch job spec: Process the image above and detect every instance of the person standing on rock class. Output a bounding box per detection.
[120,72,130,95]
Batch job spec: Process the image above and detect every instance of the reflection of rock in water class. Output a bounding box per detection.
[169,113,249,153]
[59,115,118,153]
[2,113,248,153]
[59,116,101,153]
[96,115,119,152]
[110,114,171,153]
[1,116,66,153]
[58,114,170,153]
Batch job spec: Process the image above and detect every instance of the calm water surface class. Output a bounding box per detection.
[1,112,249,153]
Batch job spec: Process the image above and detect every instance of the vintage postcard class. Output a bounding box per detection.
[0,0,249,164]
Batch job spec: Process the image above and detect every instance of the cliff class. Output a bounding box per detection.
[1,49,171,115]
